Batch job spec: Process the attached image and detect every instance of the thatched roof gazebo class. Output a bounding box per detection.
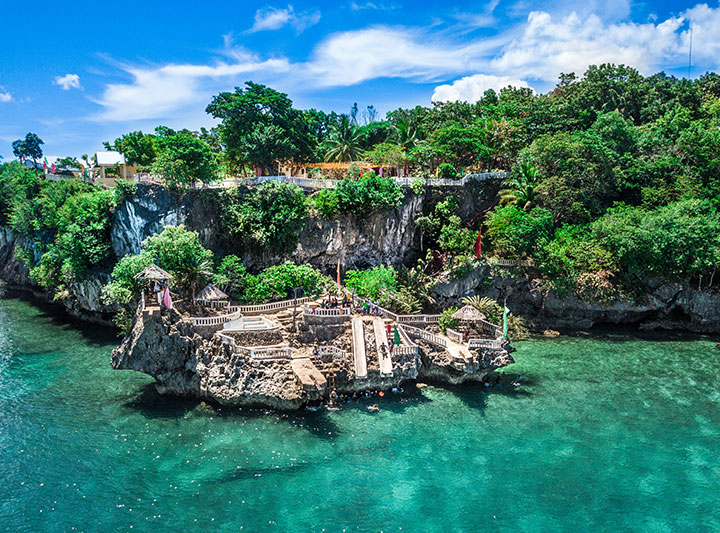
[196,284,228,301]
[134,264,172,281]
[452,304,487,322]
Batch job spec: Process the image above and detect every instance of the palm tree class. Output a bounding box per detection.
[393,118,418,152]
[182,257,213,304]
[499,162,541,210]
[324,117,362,162]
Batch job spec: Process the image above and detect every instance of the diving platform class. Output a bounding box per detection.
[351,318,368,379]
[372,317,393,377]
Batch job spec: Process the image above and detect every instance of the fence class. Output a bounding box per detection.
[228,297,311,315]
[467,338,503,350]
[315,346,347,358]
[235,345,292,360]
[197,299,229,309]
[394,345,419,356]
[216,332,236,346]
[446,328,464,343]
[399,324,448,349]
[303,306,351,317]
[492,258,534,268]
[185,309,242,327]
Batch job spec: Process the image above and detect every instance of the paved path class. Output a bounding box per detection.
[351,318,368,379]
[372,317,393,376]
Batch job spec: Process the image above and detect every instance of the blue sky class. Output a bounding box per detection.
[1,0,718,160]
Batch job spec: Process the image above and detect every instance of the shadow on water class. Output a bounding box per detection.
[124,382,202,419]
[1,291,119,346]
[428,372,534,412]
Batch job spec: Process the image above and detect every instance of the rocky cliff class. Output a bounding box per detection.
[432,265,720,334]
[112,305,515,410]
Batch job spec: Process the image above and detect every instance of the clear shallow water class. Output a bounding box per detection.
[1,297,719,532]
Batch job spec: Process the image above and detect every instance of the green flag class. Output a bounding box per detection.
[502,305,510,339]
[393,325,401,345]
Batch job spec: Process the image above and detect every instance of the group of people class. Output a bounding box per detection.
[142,282,173,310]
[325,386,406,409]
[360,299,381,315]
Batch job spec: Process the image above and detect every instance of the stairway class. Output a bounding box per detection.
[351,318,368,379]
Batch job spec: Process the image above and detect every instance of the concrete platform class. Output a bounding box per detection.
[291,358,327,392]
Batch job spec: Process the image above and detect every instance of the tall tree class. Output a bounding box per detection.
[324,116,362,162]
[103,131,157,167]
[12,133,44,165]
[151,129,219,188]
[206,82,314,175]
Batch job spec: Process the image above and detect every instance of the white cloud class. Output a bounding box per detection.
[0,90,11,103]
[90,2,720,123]
[349,1,399,11]
[54,73,82,90]
[247,5,321,34]
[432,74,532,102]
[92,57,290,121]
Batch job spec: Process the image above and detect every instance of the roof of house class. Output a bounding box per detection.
[95,151,126,166]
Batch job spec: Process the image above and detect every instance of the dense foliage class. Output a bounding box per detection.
[312,173,404,217]
[152,129,219,187]
[0,162,117,293]
[222,182,309,253]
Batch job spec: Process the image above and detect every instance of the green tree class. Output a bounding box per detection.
[151,130,219,187]
[206,82,314,174]
[485,205,553,257]
[12,133,44,165]
[324,116,362,162]
[345,265,398,300]
[499,162,542,210]
[222,182,308,253]
[104,131,157,167]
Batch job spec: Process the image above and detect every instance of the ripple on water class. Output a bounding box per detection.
[1,297,720,531]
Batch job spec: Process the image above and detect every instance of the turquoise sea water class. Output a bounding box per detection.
[1,296,719,532]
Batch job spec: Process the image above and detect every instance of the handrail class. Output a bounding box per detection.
[467,338,503,349]
[216,332,236,346]
[399,324,448,348]
[184,309,242,327]
[303,305,351,316]
[248,347,292,360]
[315,346,347,358]
[228,297,311,314]
[446,328,464,343]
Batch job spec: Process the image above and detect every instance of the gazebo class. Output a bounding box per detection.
[135,264,172,308]
[451,304,498,338]
[451,304,487,323]
[196,284,228,302]
[134,264,172,282]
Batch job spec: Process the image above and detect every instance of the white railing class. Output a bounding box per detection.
[196,299,229,309]
[315,346,347,358]
[185,309,242,327]
[399,324,448,348]
[467,338,503,350]
[234,344,292,360]
[492,257,534,267]
[394,345,419,356]
[228,297,311,314]
[446,328,464,343]
[216,332,236,346]
[303,306,351,317]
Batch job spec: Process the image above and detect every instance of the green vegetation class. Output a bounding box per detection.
[312,173,404,217]
[222,182,309,253]
[0,162,116,293]
[152,128,219,188]
[345,265,398,300]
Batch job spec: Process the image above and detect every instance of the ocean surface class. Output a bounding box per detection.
[1,296,719,532]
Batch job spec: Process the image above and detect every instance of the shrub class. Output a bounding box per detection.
[410,178,426,195]
[485,205,553,258]
[437,163,459,180]
[438,306,459,333]
[243,261,328,303]
[345,265,398,300]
